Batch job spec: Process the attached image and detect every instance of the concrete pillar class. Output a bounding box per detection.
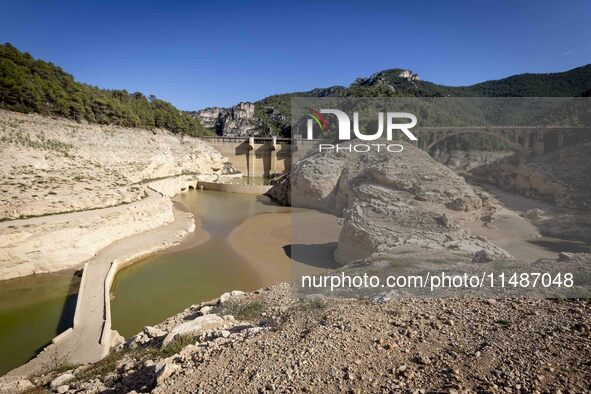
[270,136,277,177]
[247,137,255,178]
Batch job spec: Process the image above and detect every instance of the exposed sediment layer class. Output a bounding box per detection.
[0,189,170,280]
[0,109,233,280]
[226,209,342,284]
[0,109,230,220]
[0,175,223,281]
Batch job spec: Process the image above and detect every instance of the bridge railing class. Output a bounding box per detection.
[200,136,323,145]
[200,136,292,144]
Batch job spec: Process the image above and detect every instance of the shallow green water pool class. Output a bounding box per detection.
[0,272,79,375]
[110,190,290,337]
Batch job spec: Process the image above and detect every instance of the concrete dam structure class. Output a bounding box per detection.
[200,136,318,178]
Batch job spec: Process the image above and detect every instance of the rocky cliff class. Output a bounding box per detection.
[0,110,230,220]
[193,102,264,136]
[269,140,513,265]
[473,143,591,210]
[0,109,233,280]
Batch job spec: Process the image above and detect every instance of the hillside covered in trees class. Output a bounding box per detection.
[2,42,590,139]
[0,44,212,136]
[252,64,591,136]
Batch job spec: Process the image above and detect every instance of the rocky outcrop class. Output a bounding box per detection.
[431,149,513,172]
[0,109,233,220]
[521,208,591,241]
[0,109,234,280]
[473,142,591,209]
[162,315,227,347]
[0,190,182,280]
[265,173,290,205]
[14,283,591,393]
[352,69,420,89]
[194,102,264,136]
[397,70,420,80]
[270,140,512,264]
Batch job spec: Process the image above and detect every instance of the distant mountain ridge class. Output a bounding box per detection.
[0,43,589,137]
[193,65,591,137]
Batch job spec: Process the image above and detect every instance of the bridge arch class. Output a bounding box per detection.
[424,130,527,157]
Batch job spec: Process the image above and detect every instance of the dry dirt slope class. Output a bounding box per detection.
[7,276,590,394]
[0,109,227,220]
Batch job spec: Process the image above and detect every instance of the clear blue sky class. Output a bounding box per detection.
[1,0,590,110]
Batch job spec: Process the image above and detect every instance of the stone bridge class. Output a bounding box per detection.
[415,127,589,157]
[200,136,318,178]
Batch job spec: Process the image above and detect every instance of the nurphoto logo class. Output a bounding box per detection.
[304,109,418,152]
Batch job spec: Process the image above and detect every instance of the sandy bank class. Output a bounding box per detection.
[467,185,571,262]
[227,209,342,284]
[466,206,554,261]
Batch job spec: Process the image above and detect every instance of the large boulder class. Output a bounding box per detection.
[155,357,181,385]
[144,325,166,339]
[0,378,34,393]
[162,315,226,347]
[271,140,512,264]
[50,373,74,389]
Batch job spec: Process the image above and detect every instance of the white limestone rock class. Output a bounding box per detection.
[143,325,166,339]
[50,373,74,389]
[218,290,245,304]
[162,315,226,347]
[110,329,125,349]
[155,357,181,385]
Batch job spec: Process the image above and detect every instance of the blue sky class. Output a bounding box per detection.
[1,0,590,110]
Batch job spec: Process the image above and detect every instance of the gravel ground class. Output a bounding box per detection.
[18,282,591,394]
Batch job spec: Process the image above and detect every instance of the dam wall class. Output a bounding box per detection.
[196,181,272,194]
[200,136,318,178]
[202,129,590,178]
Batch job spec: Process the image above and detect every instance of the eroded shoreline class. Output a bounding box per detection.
[2,186,208,377]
